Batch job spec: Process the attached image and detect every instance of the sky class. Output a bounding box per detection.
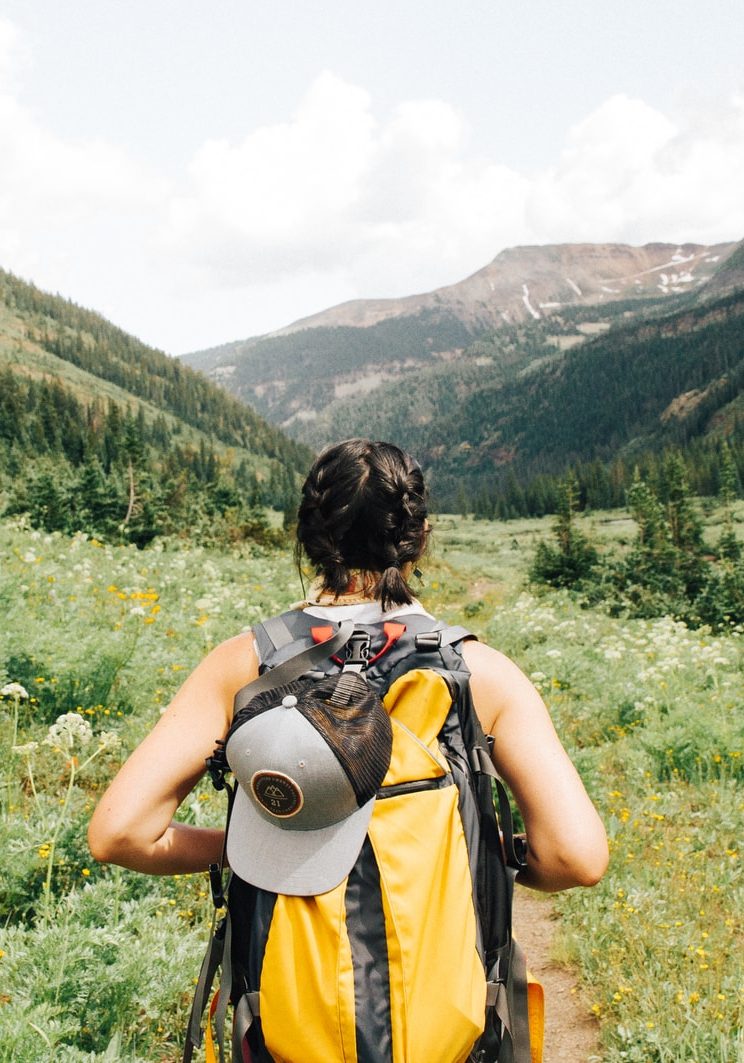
[1,1,743,355]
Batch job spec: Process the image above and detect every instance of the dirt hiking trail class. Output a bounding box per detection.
[513,886,603,1062]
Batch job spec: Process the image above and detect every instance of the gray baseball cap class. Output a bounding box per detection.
[225,672,392,896]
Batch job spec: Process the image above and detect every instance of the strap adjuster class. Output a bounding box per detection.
[414,631,442,651]
[208,863,226,908]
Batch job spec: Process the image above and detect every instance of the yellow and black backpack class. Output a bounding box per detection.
[184,610,543,1063]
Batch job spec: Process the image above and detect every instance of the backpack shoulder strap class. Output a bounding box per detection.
[252,609,316,666]
[367,614,475,689]
[234,620,355,713]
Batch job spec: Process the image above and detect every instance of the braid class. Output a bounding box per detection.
[296,457,354,596]
[296,439,429,608]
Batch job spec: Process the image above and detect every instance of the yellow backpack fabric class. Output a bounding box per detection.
[258,670,486,1063]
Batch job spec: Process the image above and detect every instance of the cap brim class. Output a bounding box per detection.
[226,787,375,896]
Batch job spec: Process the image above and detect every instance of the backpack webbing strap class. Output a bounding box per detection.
[232,993,260,1061]
[260,614,296,652]
[504,938,532,1063]
[213,911,234,1063]
[471,745,528,873]
[233,620,355,713]
[413,623,473,652]
[183,914,226,1062]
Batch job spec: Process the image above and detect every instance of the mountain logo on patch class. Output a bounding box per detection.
[251,771,304,818]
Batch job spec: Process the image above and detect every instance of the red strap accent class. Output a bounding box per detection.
[368,622,406,665]
[311,621,406,668]
[311,626,344,664]
[311,625,335,644]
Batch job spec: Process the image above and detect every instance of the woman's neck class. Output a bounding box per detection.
[305,573,379,606]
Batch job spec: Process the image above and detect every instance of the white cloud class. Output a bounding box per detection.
[524,93,744,245]
[0,35,743,353]
[161,71,376,280]
[0,16,29,88]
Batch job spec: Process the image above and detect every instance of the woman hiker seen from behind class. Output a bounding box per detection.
[89,438,608,1063]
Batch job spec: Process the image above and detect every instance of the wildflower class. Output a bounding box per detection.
[81,868,91,877]
[12,741,39,756]
[1,682,30,700]
[44,713,93,752]
[97,731,121,751]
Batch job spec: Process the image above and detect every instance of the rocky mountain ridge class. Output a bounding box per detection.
[270,240,735,336]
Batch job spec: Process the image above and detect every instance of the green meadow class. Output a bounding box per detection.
[0,511,741,1061]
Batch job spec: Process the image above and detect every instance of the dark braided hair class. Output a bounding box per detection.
[296,439,429,610]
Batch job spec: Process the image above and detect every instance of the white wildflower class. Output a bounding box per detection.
[129,605,146,617]
[1,682,30,700]
[44,713,93,752]
[97,730,121,751]
[545,649,562,659]
[12,741,39,755]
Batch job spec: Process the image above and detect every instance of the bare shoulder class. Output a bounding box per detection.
[197,630,259,690]
[460,638,542,735]
[460,638,521,677]
[163,630,259,733]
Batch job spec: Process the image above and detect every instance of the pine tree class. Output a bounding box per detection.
[660,451,706,596]
[529,471,598,588]
[717,441,741,562]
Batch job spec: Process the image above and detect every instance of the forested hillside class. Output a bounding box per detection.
[0,269,312,545]
[425,289,744,512]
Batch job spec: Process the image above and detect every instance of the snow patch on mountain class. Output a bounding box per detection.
[522,284,541,320]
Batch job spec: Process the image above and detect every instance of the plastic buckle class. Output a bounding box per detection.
[206,742,228,791]
[208,863,226,908]
[414,631,442,652]
[343,631,372,670]
[513,835,529,869]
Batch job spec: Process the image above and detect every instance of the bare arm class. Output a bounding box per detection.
[462,640,608,892]
[88,632,258,874]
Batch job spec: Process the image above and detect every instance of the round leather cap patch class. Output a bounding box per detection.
[251,770,304,818]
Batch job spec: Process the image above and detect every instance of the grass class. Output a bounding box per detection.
[0,511,742,1061]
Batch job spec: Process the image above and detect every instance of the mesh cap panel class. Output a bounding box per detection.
[231,672,392,807]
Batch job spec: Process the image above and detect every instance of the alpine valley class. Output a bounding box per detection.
[182,239,744,513]
[2,238,744,535]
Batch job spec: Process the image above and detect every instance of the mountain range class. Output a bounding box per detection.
[2,235,742,534]
[182,239,744,508]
